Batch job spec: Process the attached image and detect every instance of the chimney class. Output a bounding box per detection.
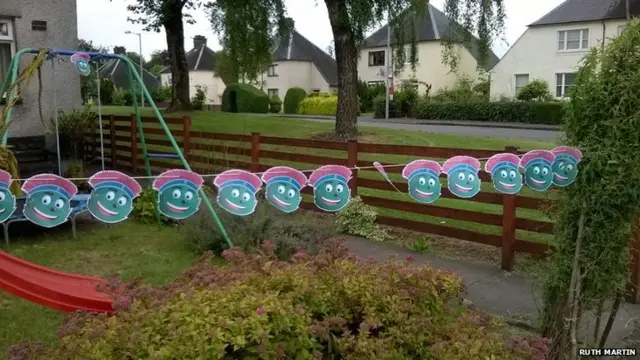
[283,17,294,33]
[113,46,126,55]
[193,35,207,48]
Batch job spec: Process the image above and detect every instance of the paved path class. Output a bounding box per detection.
[345,236,640,347]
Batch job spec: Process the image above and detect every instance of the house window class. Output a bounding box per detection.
[31,20,47,31]
[368,50,385,66]
[404,45,418,63]
[514,74,529,95]
[267,64,278,77]
[0,20,15,99]
[267,88,278,98]
[556,73,576,98]
[367,81,384,86]
[619,25,628,35]
[312,89,320,94]
[558,29,589,51]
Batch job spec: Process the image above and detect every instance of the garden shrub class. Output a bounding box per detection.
[110,88,126,106]
[430,75,488,103]
[154,85,172,102]
[415,101,565,125]
[10,240,549,360]
[393,83,420,117]
[98,78,114,105]
[373,95,399,118]
[221,83,269,113]
[336,196,388,242]
[516,79,554,102]
[283,87,306,114]
[357,80,385,113]
[298,95,338,116]
[185,200,336,259]
[269,94,282,113]
[191,85,207,110]
[131,187,169,224]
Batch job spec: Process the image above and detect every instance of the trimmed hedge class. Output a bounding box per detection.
[221,83,269,113]
[283,87,306,114]
[298,95,338,116]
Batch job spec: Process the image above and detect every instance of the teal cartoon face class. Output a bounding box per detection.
[158,185,200,220]
[491,165,523,195]
[75,59,90,76]
[524,163,553,191]
[447,167,481,198]
[0,189,16,223]
[217,184,257,216]
[266,181,301,213]
[313,179,350,212]
[552,157,578,187]
[408,173,441,204]
[88,187,133,223]
[24,191,72,228]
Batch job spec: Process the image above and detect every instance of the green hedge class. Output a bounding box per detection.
[298,95,338,115]
[416,101,565,125]
[283,87,306,114]
[373,95,399,118]
[221,83,269,113]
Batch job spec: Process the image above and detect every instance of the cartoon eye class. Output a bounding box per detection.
[428,178,436,187]
[231,189,240,197]
[336,184,344,193]
[117,196,127,206]
[0,192,5,202]
[468,174,475,182]
[42,195,52,205]
[500,170,508,178]
[567,164,574,171]
[277,185,286,194]
[509,170,517,179]
[242,193,251,202]
[54,199,65,209]
[533,166,541,175]
[106,191,115,201]
[542,168,549,176]
[458,172,465,180]
[172,189,181,199]
[418,177,426,185]
[287,189,296,198]
[558,161,565,169]
[185,191,194,201]
[325,183,333,193]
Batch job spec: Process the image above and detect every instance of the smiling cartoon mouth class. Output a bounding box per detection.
[530,178,548,186]
[415,188,434,197]
[273,196,291,207]
[321,196,341,205]
[97,201,118,216]
[554,174,568,181]
[455,184,473,193]
[0,208,5,214]
[224,198,246,210]
[498,181,515,188]
[33,207,58,221]
[168,202,190,213]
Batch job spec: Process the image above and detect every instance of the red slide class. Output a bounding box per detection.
[0,250,113,313]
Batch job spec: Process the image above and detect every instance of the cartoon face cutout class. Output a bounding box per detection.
[313,178,350,212]
[265,181,301,213]
[217,182,258,216]
[524,162,553,191]
[408,173,441,204]
[0,188,16,223]
[75,59,90,76]
[491,165,523,194]
[24,190,72,228]
[552,157,578,187]
[88,187,133,223]
[448,166,481,198]
[158,185,201,219]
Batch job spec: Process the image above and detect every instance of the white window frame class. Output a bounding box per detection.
[267,64,278,77]
[404,45,418,64]
[267,88,278,98]
[555,73,577,98]
[368,50,385,66]
[557,29,589,52]
[0,19,16,100]
[514,74,530,95]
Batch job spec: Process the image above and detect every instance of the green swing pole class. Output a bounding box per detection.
[125,65,161,225]
[117,55,233,248]
[1,48,31,146]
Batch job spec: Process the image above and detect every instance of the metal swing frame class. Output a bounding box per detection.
[0,48,232,247]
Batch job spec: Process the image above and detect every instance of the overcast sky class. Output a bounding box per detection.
[77,0,565,60]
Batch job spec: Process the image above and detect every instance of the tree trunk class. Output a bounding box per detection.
[325,0,359,140]
[164,6,191,112]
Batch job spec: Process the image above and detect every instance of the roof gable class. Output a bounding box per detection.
[98,60,160,90]
[161,44,217,74]
[272,30,338,86]
[530,0,640,26]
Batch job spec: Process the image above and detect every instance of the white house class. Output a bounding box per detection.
[490,0,634,100]
[262,20,337,99]
[358,3,499,94]
[160,35,226,105]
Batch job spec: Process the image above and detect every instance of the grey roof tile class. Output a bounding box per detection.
[161,44,217,73]
[272,30,338,86]
[530,0,639,26]
[98,59,160,90]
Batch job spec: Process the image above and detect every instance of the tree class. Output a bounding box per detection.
[213,50,238,84]
[146,49,171,75]
[76,38,110,103]
[126,51,146,66]
[207,0,504,139]
[120,0,202,111]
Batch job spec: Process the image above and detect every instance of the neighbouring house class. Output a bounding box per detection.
[261,19,338,99]
[358,3,499,94]
[490,0,637,100]
[98,46,160,93]
[160,35,225,105]
[1,0,81,141]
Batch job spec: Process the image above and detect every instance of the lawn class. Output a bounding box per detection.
[0,220,200,353]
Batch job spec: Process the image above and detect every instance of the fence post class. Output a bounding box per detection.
[130,114,138,174]
[347,140,358,196]
[250,132,260,172]
[501,146,518,271]
[110,115,116,169]
[626,219,640,304]
[183,116,192,163]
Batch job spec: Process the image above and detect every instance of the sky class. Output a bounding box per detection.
[77,0,566,60]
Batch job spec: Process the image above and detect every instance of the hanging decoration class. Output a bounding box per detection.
[213,169,262,216]
[0,170,17,223]
[373,161,402,193]
[551,146,583,187]
[520,150,556,192]
[442,156,481,199]
[87,171,142,223]
[70,53,91,76]
[402,160,442,204]
[22,174,78,228]
[261,166,307,213]
[308,165,352,212]
[484,153,523,195]
[152,169,204,220]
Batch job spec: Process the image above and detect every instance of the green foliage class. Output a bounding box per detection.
[191,85,207,110]
[336,196,389,242]
[373,95,399,118]
[131,188,167,224]
[358,80,385,113]
[541,19,640,349]
[283,87,306,114]
[98,78,115,105]
[298,95,338,116]
[394,81,420,117]
[408,237,432,254]
[430,75,489,103]
[269,94,282,113]
[415,101,565,125]
[55,105,94,160]
[221,83,269,113]
[111,88,126,106]
[12,239,549,359]
[517,79,554,102]
[185,200,337,259]
[154,85,172,102]
[123,88,141,106]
